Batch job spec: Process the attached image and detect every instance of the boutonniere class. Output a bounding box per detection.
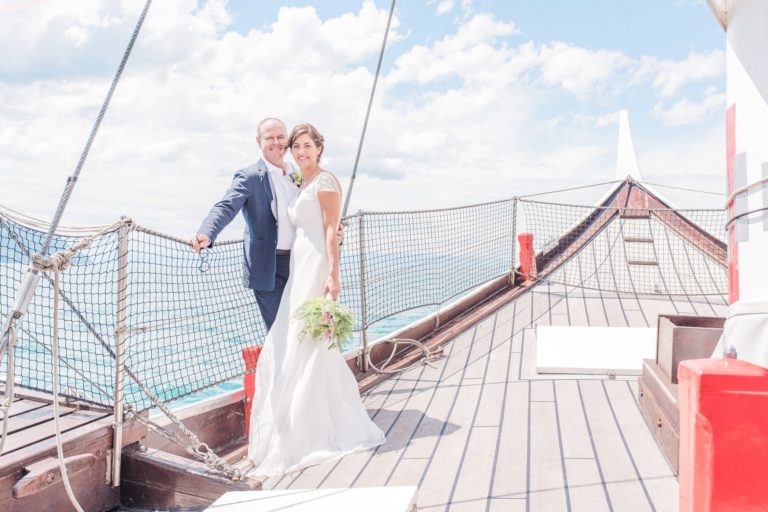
[290,171,302,187]
[256,168,266,183]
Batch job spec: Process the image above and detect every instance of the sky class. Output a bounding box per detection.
[0,0,727,239]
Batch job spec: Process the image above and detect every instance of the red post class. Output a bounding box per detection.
[518,232,536,280]
[678,358,768,512]
[241,346,262,435]
[726,104,739,304]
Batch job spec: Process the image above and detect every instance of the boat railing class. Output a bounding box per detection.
[0,192,727,414]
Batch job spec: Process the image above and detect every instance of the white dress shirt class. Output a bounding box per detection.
[264,159,299,250]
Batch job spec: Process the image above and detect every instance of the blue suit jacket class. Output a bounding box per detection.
[198,160,280,291]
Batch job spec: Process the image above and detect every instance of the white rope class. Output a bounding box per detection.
[0,203,118,234]
[52,270,86,512]
[366,339,442,374]
[30,241,243,482]
[30,238,92,274]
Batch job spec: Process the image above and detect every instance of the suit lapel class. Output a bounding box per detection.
[259,159,278,223]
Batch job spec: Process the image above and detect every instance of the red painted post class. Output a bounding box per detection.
[517,233,536,280]
[725,104,739,304]
[678,358,768,512]
[241,346,262,435]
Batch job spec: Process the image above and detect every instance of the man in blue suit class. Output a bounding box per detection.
[191,118,299,331]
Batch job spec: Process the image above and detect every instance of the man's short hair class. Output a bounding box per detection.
[257,117,286,137]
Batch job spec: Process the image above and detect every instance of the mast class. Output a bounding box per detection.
[708,0,768,367]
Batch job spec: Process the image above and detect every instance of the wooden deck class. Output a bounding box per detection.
[0,387,124,511]
[259,286,726,511]
[0,388,111,456]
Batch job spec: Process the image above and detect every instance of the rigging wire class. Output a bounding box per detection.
[517,180,623,199]
[638,180,726,197]
[341,0,397,218]
[39,0,153,255]
[0,0,153,366]
[0,2,154,505]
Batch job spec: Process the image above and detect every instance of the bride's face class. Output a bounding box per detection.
[291,134,321,170]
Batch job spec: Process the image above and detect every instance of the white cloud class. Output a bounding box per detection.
[652,88,725,125]
[0,1,407,235]
[387,13,518,85]
[0,1,725,240]
[433,0,454,16]
[537,42,631,97]
[637,50,724,98]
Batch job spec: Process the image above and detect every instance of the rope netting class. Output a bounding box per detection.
[122,227,264,409]
[341,199,516,332]
[0,190,728,411]
[0,212,120,408]
[517,199,728,298]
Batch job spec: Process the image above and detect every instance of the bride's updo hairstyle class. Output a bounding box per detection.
[288,123,325,161]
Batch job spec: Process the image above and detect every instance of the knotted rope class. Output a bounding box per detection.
[30,239,91,273]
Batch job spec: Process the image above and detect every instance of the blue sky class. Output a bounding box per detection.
[0,0,726,237]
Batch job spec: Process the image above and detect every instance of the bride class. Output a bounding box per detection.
[248,123,385,477]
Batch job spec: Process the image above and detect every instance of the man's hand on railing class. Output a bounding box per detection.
[190,233,210,254]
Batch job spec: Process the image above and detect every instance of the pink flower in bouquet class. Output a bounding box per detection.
[320,310,334,327]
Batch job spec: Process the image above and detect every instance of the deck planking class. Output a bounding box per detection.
[0,387,112,458]
[250,285,692,511]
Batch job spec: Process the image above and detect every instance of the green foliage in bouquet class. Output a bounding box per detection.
[295,297,354,350]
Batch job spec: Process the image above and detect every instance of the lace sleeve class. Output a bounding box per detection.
[316,172,341,194]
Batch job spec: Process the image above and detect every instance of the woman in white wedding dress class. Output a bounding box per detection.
[247,123,385,477]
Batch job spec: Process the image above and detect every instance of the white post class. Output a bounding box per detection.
[112,217,132,485]
[358,214,370,372]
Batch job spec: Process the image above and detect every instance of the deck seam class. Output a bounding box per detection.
[577,380,614,511]
[347,349,434,487]
[525,380,532,512]
[553,380,572,512]
[601,380,656,511]
[484,296,518,512]
[414,325,480,492]
[382,338,460,486]
[444,314,498,511]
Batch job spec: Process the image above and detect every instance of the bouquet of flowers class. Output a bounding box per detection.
[295,297,354,350]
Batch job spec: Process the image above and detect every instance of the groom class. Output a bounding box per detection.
[191,118,299,331]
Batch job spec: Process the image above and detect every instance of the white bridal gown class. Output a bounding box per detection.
[247,171,385,477]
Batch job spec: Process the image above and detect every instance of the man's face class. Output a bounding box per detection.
[257,121,287,167]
